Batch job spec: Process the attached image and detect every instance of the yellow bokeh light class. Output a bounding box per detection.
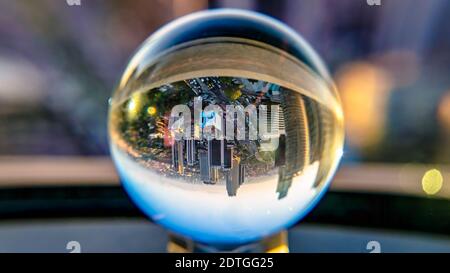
[127,92,144,120]
[422,169,443,195]
[147,106,157,116]
[335,61,392,150]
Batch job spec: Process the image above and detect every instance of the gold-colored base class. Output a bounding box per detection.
[167,231,289,253]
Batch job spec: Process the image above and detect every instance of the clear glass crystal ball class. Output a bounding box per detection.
[108,9,344,246]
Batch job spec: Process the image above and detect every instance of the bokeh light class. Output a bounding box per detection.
[422,169,443,195]
[336,61,392,150]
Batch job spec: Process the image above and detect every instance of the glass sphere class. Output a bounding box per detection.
[108,9,344,246]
